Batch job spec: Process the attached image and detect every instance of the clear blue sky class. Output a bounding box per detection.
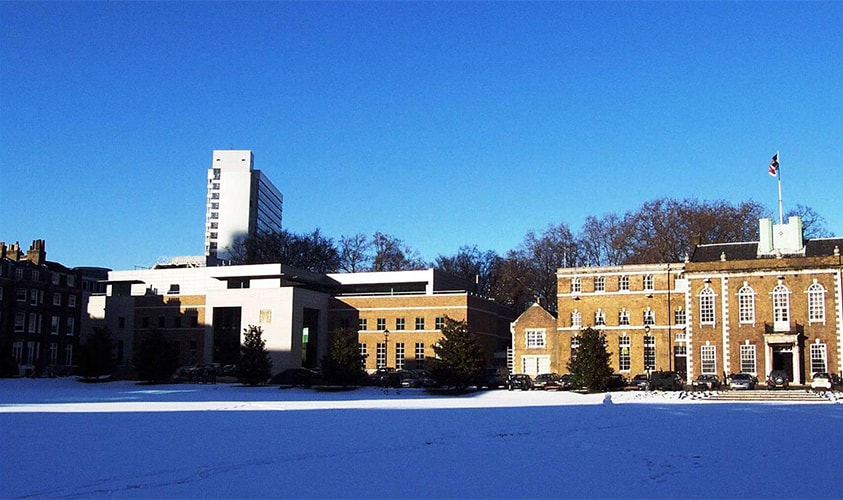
[1,1,841,271]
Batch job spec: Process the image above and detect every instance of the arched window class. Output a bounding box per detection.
[571,310,582,328]
[772,284,790,327]
[571,277,581,294]
[595,308,606,326]
[643,307,655,325]
[699,287,715,325]
[618,308,630,326]
[807,281,826,324]
[737,284,755,324]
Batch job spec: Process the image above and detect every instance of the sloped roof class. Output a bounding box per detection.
[690,238,843,262]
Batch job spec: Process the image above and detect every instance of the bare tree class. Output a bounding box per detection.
[577,213,634,266]
[787,204,833,239]
[434,245,500,297]
[228,229,340,272]
[370,232,427,272]
[338,233,372,272]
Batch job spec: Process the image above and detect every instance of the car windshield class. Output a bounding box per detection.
[731,374,749,380]
[815,373,829,379]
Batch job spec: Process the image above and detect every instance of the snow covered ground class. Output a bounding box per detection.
[1,379,841,499]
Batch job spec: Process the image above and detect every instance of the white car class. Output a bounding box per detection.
[811,372,834,391]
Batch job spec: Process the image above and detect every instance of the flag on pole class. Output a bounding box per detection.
[768,153,779,177]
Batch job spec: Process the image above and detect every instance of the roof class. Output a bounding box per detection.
[690,237,843,263]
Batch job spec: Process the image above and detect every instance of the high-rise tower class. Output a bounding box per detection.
[205,150,283,263]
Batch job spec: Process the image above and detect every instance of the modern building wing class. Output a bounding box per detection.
[205,150,283,264]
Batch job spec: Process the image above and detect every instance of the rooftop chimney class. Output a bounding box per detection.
[26,239,46,265]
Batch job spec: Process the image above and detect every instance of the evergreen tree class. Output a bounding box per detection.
[567,327,613,392]
[238,325,272,386]
[77,327,116,380]
[321,327,365,386]
[429,317,486,390]
[133,329,180,383]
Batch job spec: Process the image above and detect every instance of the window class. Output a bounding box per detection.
[700,345,716,374]
[643,274,654,291]
[15,269,23,280]
[17,288,27,302]
[415,343,425,369]
[29,289,38,305]
[810,343,827,374]
[772,284,790,326]
[15,312,25,332]
[67,275,75,287]
[358,343,368,367]
[618,309,630,326]
[618,336,631,371]
[66,317,74,336]
[68,295,76,308]
[50,343,58,366]
[571,310,582,328]
[739,344,756,374]
[51,316,60,335]
[259,309,272,323]
[435,317,445,330]
[643,335,655,370]
[65,344,73,366]
[525,329,546,349]
[28,313,37,333]
[643,307,655,325]
[53,293,62,306]
[13,341,23,363]
[737,284,755,324]
[594,276,605,292]
[52,272,60,285]
[618,275,629,291]
[33,271,41,281]
[395,318,405,331]
[674,307,686,325]
[570,337,579,362]
[807,282,826,324]
[359,318,368,331]
[594,309,605,326]
[571,277,581,293]
[699,287,715,325]
[0,286,3,300]
[25,341,35,364]
[415,317,425,330]
[376,318,386,331]
[395,343,405,370]
[376,343,386,368]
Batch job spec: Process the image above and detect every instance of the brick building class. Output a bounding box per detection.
[511,217,843,385]
[0,240,88,376]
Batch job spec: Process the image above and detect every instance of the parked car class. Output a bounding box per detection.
[629,374,650,390]
[692,374,722,391]
[483,368,510,389]
[369,368,402,388]
[398,369,435,388]
[558,374,575,390]
[649,371,684,391]
[766,370,790,390]
[811,372,834,391]
[507,373,535,391]
[727,373,757,390]
[607,373,627,391]
[534,373,562,390]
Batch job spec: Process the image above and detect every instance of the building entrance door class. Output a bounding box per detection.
[771,345,794,381]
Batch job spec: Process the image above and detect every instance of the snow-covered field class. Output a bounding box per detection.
[1,379,841,499]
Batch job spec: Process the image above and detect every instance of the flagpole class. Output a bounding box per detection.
[777,150,783,224]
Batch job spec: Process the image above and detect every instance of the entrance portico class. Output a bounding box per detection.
[764,333,802,385]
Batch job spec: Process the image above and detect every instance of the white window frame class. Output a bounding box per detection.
[807,282,826,324]
[358,343,367,367]
[395,342,405,370]
[571,277,581,294]
[643,307,655,325]
[571,310,582,328]
[415,343,425,369]
[618,308,630,326]
[66,317,75,336]
[618,275,629,291]
[618,336,631,372]
[376,343,386,368]
[771,284,790,329]
[737,284,755,324]
[643,274,654,291]
[739,344,756,374]
[699,287,716,326]
[525,329,547,349]
[594,276,605,292]
[810,343,827,375]
[674,307,686,326]
[700,345,717,374]
[51,316,60,335]
[68,294,77,308]
[594,309,606,326]
[643,335,655,370]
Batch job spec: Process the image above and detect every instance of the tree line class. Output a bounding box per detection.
[228,197,831,315]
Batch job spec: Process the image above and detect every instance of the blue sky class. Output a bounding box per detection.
[1,1,841,270]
